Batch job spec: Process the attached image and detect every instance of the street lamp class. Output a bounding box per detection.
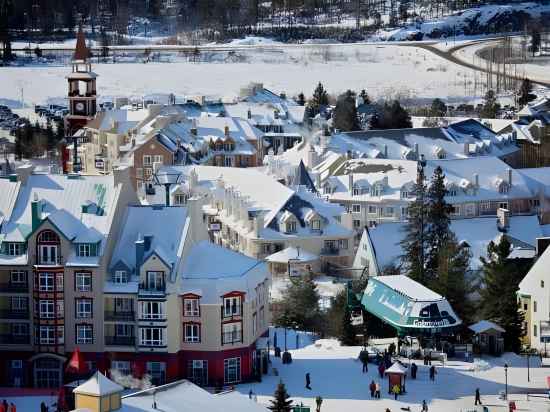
[504,363,508,400]
[153,168,183,206]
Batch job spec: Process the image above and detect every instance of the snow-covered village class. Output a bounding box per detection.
[1,1,550,411]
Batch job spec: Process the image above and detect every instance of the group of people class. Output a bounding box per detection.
[368,380,382,398]
[0,400,16,412]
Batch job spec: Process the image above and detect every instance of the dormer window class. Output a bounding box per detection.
[371,185,383,197]
[498,182,510,194]
[114,270,128,284]
[5,242,25,256]
[353,187,360,196]
[174,193,188,205]
[311,219,321,230]
[78,244,93,257]
[286,221,297,233]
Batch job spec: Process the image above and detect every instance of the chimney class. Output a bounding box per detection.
[307,145,318,169]
[31,193,41,231]
[191,118,197,136]
[348,173,354,195]
[143,234,153,252]
[474,173,479,188]
[224,125,230,137]
[497,207,510,231]
[16,163,35,185]
[253,213,264,237]
[414,143,419,158]
[384,144,388,158]
[507,168,512,186]
[135,235,145,275]
[247,109,252,120]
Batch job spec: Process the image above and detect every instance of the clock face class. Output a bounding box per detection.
[75,102,85,112]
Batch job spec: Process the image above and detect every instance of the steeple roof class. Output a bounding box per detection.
[73,27,90,61]
[294,160,317,193]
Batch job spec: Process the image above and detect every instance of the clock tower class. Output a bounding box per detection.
[64,28,97,172]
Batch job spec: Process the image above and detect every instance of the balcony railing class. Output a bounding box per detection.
[0,334,30,344]
[320,247,340,256]
[0,283,28,293]
[104,311,135,322]
[138,284,166,296]
[222,331,243,345]
[105,336,135,346]
[0,309,29,319]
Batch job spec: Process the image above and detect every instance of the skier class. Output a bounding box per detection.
[305,373,312,390]
[429,365,436,381]
[411,362,417,379]
[315,396,323,412]
[421,400,428,411]
[369,380,376,398]
[475,388,482,405]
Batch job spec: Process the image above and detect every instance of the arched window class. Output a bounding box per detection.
[37,230,60,265]
[37,230,60,244]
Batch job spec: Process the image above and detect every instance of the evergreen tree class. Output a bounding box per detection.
[400,160,428,283]
[479,237,525,353]
[340,307,357,346]
[530,26,541,57]
[333,90,360,132]
[310,82,329,116]
[370,100,412,130]
[479,90,500,118]
[297,92,305,106]
[518,78,536,107]
[46,121,55,151]
[268,381,293,412]
[426,166,453,278]
[430,98,447,117]
[359,89,370,105]
[274,274,321,332]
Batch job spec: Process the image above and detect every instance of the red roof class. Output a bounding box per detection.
[74,28,90,61]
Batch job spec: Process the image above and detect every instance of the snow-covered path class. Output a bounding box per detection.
[238,332,550,411]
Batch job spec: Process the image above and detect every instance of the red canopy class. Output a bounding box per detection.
[66,347,89,375]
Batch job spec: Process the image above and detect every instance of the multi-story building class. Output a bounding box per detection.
[0,166,137,388]
[149,165,354,274]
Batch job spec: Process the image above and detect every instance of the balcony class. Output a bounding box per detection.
[105,335,135,346]
[0,334,30,345]
[320,247,340,256]
[0,309,29,319]
[104,311,135,322]
[0,283,28,293]
[138,284,166,297]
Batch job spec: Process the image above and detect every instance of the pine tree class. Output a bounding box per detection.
[359,89,370,105]
[480,90,500,118]
[400,160,428,283]
[310,82,329,116]
[480,237,525,352]
[518,78,536,107]
[370,100,412,130]
[340,307,357,346]
[268,381,293,412]
[297,92,305,106]
[333,90,360,132]
[430,98,447,117]
[426,166,453,278]
[275,274,321,332]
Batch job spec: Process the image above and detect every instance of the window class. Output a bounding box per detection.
[262,243,271,254]
[143,155,152,166]
[76,299,92,319]
[184,298,200,317]
[224,157,233,167]
[448,188,457,197]
[38,231,59,243]
[401,207,409,218]
[222,322,242,344]
[140,301,165,320]
[78,244,91,257]
[311,220,321,230]
[146,271,164,291]
[252,312,257,336]
[144,168,153,180]
[153,155,163,164]
[140,328,165,346]
[111,361,131,376]
[38,244,59,265]
[224,358,241,384]
[498,202,508,210]
[384,207,394,217]
[75,272,92,292]
[146,362,166,386]
[534,301,537,313]
[401,191,410,199]
[338,239,349,249]
[184,323,200,343]
[114,270,128,284]
[534,324,538,337]
[352,188,360,196]
[187,360,208,386]
[136,168,143,179]
[56,300,64,317]
[259,307,265,329]
[174,193,188,205]
[39,300,54,318]
[115,324,133,337]
[286,221,297,233]
[223,296,242,317]
[353,219,361,229]
[56,273,64,290]
[11,296,27,311]
[7,243,24,256]
[38,326,61,345]
[450,205,460,216]
[352,204,361,213]
[10,270,27,285]
[523,303,528,310]
[368,206,377,214]
[38,273,54,292]
[76,325,93,344]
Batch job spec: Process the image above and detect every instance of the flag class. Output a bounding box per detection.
[66,347,89,375]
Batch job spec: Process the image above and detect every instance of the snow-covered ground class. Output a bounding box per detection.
[0,43,485,108]
[239,332,550,412]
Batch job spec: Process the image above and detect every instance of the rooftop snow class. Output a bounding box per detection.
[376,275,443,302]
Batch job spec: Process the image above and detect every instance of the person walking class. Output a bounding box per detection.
[378,362,385,379]
[411,362,417,379]
[8,403,15,412]
[421,400,428,411]
[375,381,381,399]
[392,384,400,400]
[362,358,368,373]
[40,402,47,412]
[315,395,323,412]
[305,372,312,390]
[369,380,376,398]
[429,365,436,381]
[475,388,482,405]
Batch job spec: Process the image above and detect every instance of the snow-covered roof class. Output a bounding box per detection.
[0,178,20,222]
[86,108,149,134]
[120,380,268,412]
[469,320,505,334]
[266,246,318,263]
[73,372,123,397]
[519,245,550,296]
[376,275,443,302]
[385,362,408,375]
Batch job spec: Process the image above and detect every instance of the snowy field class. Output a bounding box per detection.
[237,329,550,412]
[0,43,484,108]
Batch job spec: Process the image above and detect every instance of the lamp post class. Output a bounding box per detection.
[153,168,183,206]
[504,363,508,400]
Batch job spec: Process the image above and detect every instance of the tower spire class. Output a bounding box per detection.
[73,26,90,62]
